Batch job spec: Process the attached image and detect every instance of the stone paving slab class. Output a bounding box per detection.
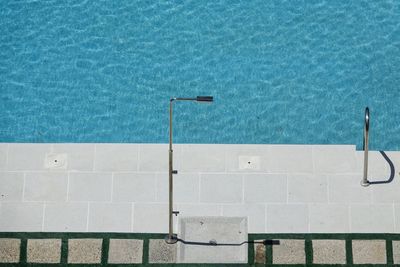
[312,239,346,264]
[149,239,177,263]
[0,238,20,263]
[273,239,305,264]
[27,239,61,263]
[108,239,143,264]
[352,240,386,264]
[254,240,266,264]
[68,239,102,264]
[392,240,400,264]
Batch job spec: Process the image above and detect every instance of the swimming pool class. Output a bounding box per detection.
[1,1,399,150]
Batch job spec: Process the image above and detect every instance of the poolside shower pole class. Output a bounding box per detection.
[165,96,213,244]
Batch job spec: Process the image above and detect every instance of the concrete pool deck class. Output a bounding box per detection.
[0,143,400,234]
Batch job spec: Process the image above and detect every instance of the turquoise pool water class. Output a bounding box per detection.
[1,1,399,150]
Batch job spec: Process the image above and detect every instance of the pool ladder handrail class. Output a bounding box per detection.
[361,107,370,186]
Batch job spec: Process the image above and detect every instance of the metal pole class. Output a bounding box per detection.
[165,99,177,244]
[361,107,370,186]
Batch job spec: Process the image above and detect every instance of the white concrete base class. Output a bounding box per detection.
[177,217,247,263]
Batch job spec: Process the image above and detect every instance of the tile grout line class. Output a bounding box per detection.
[86,202,90,232]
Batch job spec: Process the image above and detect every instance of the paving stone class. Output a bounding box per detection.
[108,239,143,264]
[273,239,305,264]
[149,239,177,263]
[68,239,102,264]
[352,240,386,264]
[0,238,20,263]
[312,239,346,264]
[27,239,61,263]
[254,240,266,264]
[392,241,400,264]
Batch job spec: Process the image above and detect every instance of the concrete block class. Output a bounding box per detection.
[268,145,313,173]
[44,203,88,232]
[243,174,286,203]
[53,144,95,171]
[0,238,20,263]
[309,204,349,233]
[27,239,61,263]
[88,203,132,232]
[313,145,357,173]
[200,173,242,203]
[0,144,7,170]
[177,217,247,263]
[138,144,171,172]
[328,174,372,203]
[0,203,43,231]
[68,172,112,201]
[222,204,265,233]
[225,145,269,172]
[7,144,52,171]
[0,172,24,201]
[112,173,156,202]
[273,239,305,264]
[149,239,176,263]
[68,239,102,264]
[108,239,143,264]
[156,172,199,203]
[352,240,386,264]
[254,240,266,264]
[132,203,168,233]
[266,204,308,233]
[94,144,139,171]
[24,172,68,201]
[350,204,394,232]
[393,240,400,264]
[288,174,328,203]
[312,240,346,264]
[177,144,225,172]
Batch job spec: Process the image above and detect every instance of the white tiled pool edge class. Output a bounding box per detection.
[0,143,399,233]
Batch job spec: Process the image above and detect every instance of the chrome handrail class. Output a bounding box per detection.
[361,107,370,186]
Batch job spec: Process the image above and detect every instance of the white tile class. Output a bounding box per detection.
[372,177,400,203]
[24,172,68,202]
[7,144,52,171]
[244,174,286,203]
[68,172,112,201]
[52,144,95,171]
[94,144,139,172]
[177,204,222,217]
[0,144,8,170]
[288,174,328,203]
[43,203,88,232]
[156,173,199,203]
[266,204,308,233]
[395,205,400,232]
[88,203,132,232]
[138,144,171,172]
[132,203,168,233]
[268,145,313,173]
[200,174,242,203]
[176,144,225,172]
[309,204,349,233]
[355,150,390,177]
[113,173,156,202]
[225,145,270,172]
[222,204,265,233]
[328,174,372,203]
[313,145,357,174]
[0,202,43,231]
[350,204,394,232]
[0,172,24,201]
